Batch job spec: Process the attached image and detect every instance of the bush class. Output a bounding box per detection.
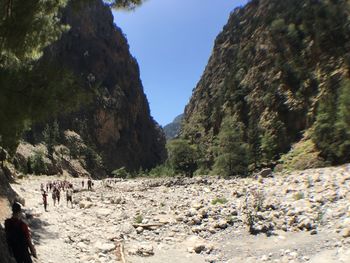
[134,214,143,224]
[193,166,210,176]
[211,197,228,205]
[243,189,265,234]
[294,192,304,200]
[111,167,130,178]
[148,165,175,177]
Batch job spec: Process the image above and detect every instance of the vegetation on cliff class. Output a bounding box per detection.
[181,0,350,176]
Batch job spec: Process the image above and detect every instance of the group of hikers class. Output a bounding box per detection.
[40,180,75,211]
[40,178,93,211]
[4,177,95,263]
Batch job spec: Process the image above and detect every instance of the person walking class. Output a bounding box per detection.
[66,184,74,208]
[52,187,57,206]
[56,188,61,206]
[42,191,48,212]
[87,178,92,190]
[5,202,37,263]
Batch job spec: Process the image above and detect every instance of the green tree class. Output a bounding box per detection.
[167,139,197,176]
[28,150,47,175]
[334,78,350,162]
[259,111,287,164]
[42,121,60,159]
[314,78,350,163]
[212,116,249,177]
[312,81,338,162]
[247,110,261,171]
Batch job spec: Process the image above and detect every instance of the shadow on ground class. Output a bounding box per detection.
[27,215,59,245]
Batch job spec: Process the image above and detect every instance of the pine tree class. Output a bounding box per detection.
[312,80,338,162]
[213,115,249,177]
[247,109,261,171]
[259,111,287,164]
[334,78,350,162]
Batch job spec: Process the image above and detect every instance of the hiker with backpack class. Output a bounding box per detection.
[5,202,37,263]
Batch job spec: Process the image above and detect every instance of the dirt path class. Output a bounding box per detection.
[12,178,78,263]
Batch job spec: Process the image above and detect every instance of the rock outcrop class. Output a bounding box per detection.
[182,0,350,170]
[25,0,166,176]
[163,114,183,140]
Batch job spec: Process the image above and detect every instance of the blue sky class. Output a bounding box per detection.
[113,0,248,126]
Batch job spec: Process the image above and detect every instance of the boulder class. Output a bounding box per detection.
[258,168,273,178]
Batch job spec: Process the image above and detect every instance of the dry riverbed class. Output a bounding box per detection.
[10,165,350,262]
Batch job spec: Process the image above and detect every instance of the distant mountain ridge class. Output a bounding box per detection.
[163,114,183,140]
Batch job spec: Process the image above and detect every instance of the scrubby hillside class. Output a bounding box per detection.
[182,0,350,175]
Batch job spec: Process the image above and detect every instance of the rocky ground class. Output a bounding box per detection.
[8,165,350,263]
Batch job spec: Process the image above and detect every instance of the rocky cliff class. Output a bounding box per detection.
[24,0,166,175]
[163,114,183,140]
[182,0,350,172]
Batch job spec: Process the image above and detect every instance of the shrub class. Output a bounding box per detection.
[243,189,265,234]
[294,192,304,200]
[134,214,143,224]
[211,197,228,205]
[147,164,175,177]
[111,167,130,178]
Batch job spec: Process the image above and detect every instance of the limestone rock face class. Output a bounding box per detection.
[27,0,166,175]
